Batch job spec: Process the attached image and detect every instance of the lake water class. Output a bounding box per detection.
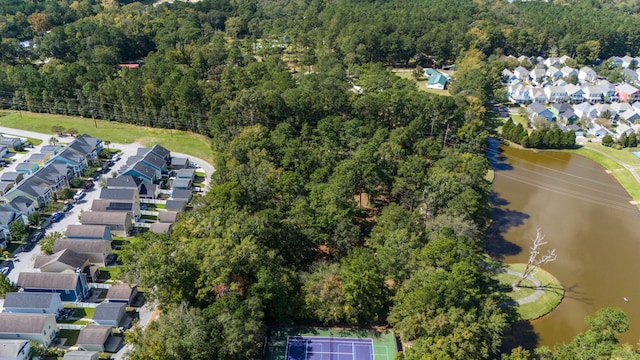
[486,138,640,349]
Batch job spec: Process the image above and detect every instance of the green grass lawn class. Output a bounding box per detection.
[70,307,96,319]
[0,111,213,163]
[57,329,80,347]
[495,263,564,321]
[98,267,122,281]
[393,71,451,96]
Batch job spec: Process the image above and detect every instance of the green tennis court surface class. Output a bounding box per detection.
[265,328,397,360]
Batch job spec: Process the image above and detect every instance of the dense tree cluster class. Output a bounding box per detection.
[502,118,576,149]
[118,59,511,358]
[1,0,640,130]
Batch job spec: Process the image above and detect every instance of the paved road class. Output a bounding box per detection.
[497,268,544,308]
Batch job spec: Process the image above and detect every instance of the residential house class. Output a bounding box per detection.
[544,86,568,103]
[552,103,578,123]
[65,225,112,241]
[106,176,141,194]
[513,66,529,81]
[529,68,546,85]
[559,55,572,64]
[158,211,179,224]
[616,83,640,103]
[106,284,138,305]
[0,314,58,346]
[565,84,585,103]
[0,340,30,360]
[170,157,190,170]
[149,222,172,234]
[67,134,103,166]
[5,197,36,224]
[52,147,87,177]
[588,124,611,138]
[546,66,563,81]
[80,212,132,237]
[63,351,99,360]
[15,162,38,175]
[34,249,93,280]
[508,83,530,104]
[138,183,158,199]
[90,199,140,220]
[0,208,21,248]
[0,172,23,185]
[27,153,50,165]
[574,102,598,120]
[544,57,561,68]
[171,189,192,202]
[592,103,614,119]
[4,179,52,209]
[622,55,635,68]
[517,55,531,64]
[0,137,23,151]
[3,293,63,318]
[31,163,71,195]
[0,183,14,197]
[609,56,624,68]
[139,145,172,165]
[54,239,113,266]
[164,200,187,212]
[620,109,640,123]
[616,123,635,139]
[426,73,448,90]
[0,146,8,158]
[583,86,604,103]
[16,271,89,302]
[93,303,126,327]
[610,101,633,115]
[121,162,159,185]
[99,188,138,203]
[578,66,597,82]
[622,68,639,83]
[527,102,554,122]
[175,169,196,181]
[530,87,548,103]
[597,79,618,101]
[171,178,192,191]
[560,66,578,79]
[39,145,61,155]
[76,325,112,352]
[501,68,515,84]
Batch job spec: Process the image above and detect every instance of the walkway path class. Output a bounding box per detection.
[578,143,640,189]
[497,268,544,307]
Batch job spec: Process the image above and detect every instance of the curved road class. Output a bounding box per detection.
[497,268,544,308]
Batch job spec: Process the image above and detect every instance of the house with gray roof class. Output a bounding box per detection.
[171,189,192,202]
[93,303,126,327]
[0,172,23,184]
[140,151,168,174]
[121,162,159,185]
[40,145,61,155]
[4,178,52,208]
[27,153,50,165]
[164,200,187,212]
[15,162,38,175]
[31,163,71,194]
[149,144,171,163]
[76,325,112,352]
[17,271,89,302]
[171,178,192,191]
[0,146,7,159]
[106,284,138,305]
[579,66,597,82]
[552,103,578,123]
[99,188,138,202]
[3,292,63,318]
[52,147,87,176]
[54,239,112,266]
[170,157,189,170]
[0,314,58,346]
[0,339,30,360]
[527,102,553,122]
[80,211,132,237]
[138,183,158,199]
[66,225,112,241]
[106,175,140,191]
[0,182,14,197]
[0,208,21,248]
[175,169,195,180]
[149,222,172,234]
[6,196,36,220]
[91,199,140,220]
[158,211,179,224]
[0,137,23,150]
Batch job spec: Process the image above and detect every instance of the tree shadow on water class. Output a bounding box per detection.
[487,138,514,172]
[501,321,539,355]
[485,192,530,260]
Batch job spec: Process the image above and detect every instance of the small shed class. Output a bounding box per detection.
[93,303,126,327]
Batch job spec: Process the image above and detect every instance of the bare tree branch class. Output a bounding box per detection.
[516,229,557,287]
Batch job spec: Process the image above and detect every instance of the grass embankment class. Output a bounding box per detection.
[494,263,564,321]
[569,142,640,203]
[0,111,213,163]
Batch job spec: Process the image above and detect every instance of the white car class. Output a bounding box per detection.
[73,189,85,201]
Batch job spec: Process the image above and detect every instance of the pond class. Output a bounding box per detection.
[486,138,640,349]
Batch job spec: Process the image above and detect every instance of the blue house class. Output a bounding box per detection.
[16,271,89,302]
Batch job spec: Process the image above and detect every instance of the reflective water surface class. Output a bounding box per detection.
[487,139,640,348]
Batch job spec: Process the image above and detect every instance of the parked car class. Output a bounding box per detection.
[51,211,64,222]
[62,201,74,212]
[84,180,94,189]
[28,228,46,243]
[111,154,121,162]
[73,189,85,201]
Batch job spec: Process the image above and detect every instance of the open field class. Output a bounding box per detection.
[0,111,213,163]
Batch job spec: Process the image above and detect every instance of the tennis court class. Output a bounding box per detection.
[265,328,396,360]
[286,336,373,360]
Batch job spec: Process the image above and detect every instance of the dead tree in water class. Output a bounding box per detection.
[516,228,557,287]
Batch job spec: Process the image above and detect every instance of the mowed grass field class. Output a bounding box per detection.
[0,111,213,163]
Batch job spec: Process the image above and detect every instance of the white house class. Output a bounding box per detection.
[514,66,530,81]
[0,340,30,360]
[578,66,597,82]
[588,124,611,138]
[3,293,64,318]
[574,102,598,120]
[0,314,58,347]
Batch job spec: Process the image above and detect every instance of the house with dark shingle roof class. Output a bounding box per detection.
[149,222,172,234]
[0,137,23,150]
[4,179,52,209]
[54,239,113,266]
[91,199,140,220]
[3,292,63,318]
[17,271,89,302]
[0,207,21,247]
[0,182,13,197]
[0,314,58,346]
[99,188,138,202]
[0,172,23,184]
[93,302,126,327]
[66,225,112,241]
[149,144,171,163]
[40,145,61,155]
[121,162,159,185]
[158,211,179,224]
[0,339,30,360]
[527,102,554,122]
[15,162,39,175]
[170,157,189,170]
[34,249,91,277]
[170,189,192,202]
[106,284,138,305]
[171,178,192,191]
[164,200,186,212]
[31,163,71,194]
[52,147,87,176]
[76,325,112,352]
